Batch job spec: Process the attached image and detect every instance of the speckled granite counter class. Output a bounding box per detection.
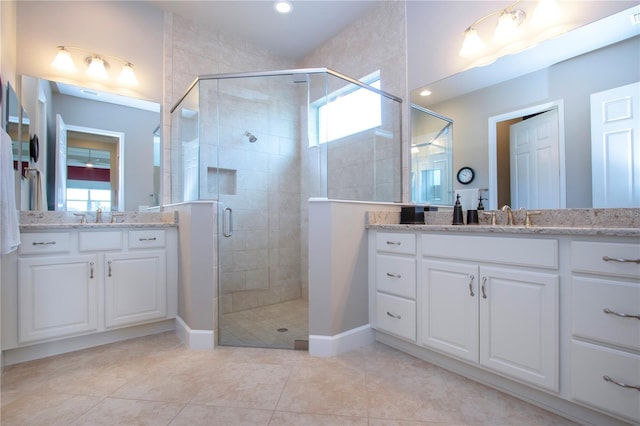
[19,211,178,231]
[366,208,640,238]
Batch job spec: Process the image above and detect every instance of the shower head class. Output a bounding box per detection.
[244,131,257,143]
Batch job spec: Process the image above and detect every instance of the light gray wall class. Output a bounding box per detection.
[431,36,640,208]
[51,93,159,210]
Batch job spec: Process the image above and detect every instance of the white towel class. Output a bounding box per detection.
[455,188,480,212]
[1,128,21,255]
[29,169,45,211]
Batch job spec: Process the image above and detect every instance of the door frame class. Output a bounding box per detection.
[487,100,566,210]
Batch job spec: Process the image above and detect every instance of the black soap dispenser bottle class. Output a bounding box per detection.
[452,194,464,225]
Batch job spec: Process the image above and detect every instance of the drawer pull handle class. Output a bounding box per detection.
[469,274,475,297]
[108,260,113,277]
[602,256,640,264]
[386,311,402,320]
[481,276,488,299]
[603,308,640,320]
[603,375,640,391]
[386,241,401,246]
[32,241,56,246]
[386,272,401,279]
[90,262,94,279]
[139,237,157,242]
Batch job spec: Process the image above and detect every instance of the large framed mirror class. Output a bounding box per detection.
[21,76,160,212]
[410,5,640,210]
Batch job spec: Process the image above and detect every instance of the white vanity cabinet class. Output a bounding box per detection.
[3,226,178,357]
[419,234,559,391]
[569,240,640,423]
[18,233,99,343]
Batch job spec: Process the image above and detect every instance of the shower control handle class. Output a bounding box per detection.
[223,207,233,237]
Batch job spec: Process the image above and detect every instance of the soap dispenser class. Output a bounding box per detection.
[452,194,464,225]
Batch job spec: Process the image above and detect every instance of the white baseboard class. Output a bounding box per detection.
[309,324,374,357]
[175,316,215,350]
[2,320,175,366]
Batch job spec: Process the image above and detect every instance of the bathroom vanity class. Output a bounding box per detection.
[1,212,178,364]
[367,210,639,425]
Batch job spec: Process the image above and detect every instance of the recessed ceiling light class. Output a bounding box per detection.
[274,0,292,14]
[419,90,432,97]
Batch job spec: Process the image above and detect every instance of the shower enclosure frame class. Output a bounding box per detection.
[170,68,403,349]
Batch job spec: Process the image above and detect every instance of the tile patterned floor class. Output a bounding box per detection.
[219,299,308,349]
[0,331,579,426]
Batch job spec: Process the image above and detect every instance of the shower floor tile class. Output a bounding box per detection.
[219,298,308,349]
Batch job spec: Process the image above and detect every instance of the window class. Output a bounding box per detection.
[66,185,111,212]
[314,73,381,145]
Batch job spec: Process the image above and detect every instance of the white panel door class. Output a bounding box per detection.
[590,82,640,208]
[104,251,166,328]
[479,266,559,391]
[19,255,98,343]
[420,260,479,362]
[510,109,560,209]
[55,114,67,211]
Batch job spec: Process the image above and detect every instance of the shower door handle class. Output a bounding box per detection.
[223,207,233,237]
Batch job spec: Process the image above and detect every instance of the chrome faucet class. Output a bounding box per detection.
[95,208,103,223]
[501,205,515,225]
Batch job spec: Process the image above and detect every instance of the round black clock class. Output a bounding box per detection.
[457,166,475,184]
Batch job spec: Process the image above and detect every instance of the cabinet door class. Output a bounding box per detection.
[420,260,479,363]
[19,255,98,343]
[479,266,559,391]
[104,251,167,328]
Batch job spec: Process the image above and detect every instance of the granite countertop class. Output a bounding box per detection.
[19,211,178,231]
[366,208,640,238]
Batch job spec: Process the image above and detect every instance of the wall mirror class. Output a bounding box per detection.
[410,5,639,210]
[22,76,160,212]
[4,83,21,171]
[410,105,453,206]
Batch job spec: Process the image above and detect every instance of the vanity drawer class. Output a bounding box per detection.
[376,292,416,342]
[572,276,640,350]
[422,234,558,269]
[19,233,71,255]
[79,231,123,251]
[376,254,416,299]
[128,229,166,249]
[572,241,640,279]
[571,340,640,423]
[376,232,416,255]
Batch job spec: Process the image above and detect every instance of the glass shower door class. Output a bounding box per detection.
[213,74,309,349]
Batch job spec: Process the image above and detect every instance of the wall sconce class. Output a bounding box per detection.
[459,0,561,59]
[52,46,138,86]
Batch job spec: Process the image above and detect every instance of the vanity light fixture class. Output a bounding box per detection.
[273,0,293,14]
[459,0,561,59]
[52,46,139,86]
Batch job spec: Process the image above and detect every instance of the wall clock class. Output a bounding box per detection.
[456,166,475,184]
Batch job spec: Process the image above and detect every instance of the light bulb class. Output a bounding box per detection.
[86,56,109,80]
[273,0,292,14]
[532,0,561,27]
[459,28,485,58]
[52,47,77,73]
[118,63,138,86]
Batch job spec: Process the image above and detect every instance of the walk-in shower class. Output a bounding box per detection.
[170,68,402,349]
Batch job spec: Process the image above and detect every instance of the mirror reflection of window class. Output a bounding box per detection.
[66,146,112,212]
[410,105,453,206]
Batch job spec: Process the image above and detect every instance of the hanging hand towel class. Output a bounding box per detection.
[1,128,21,254]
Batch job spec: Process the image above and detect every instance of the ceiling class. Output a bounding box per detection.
[148,0,378,60]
